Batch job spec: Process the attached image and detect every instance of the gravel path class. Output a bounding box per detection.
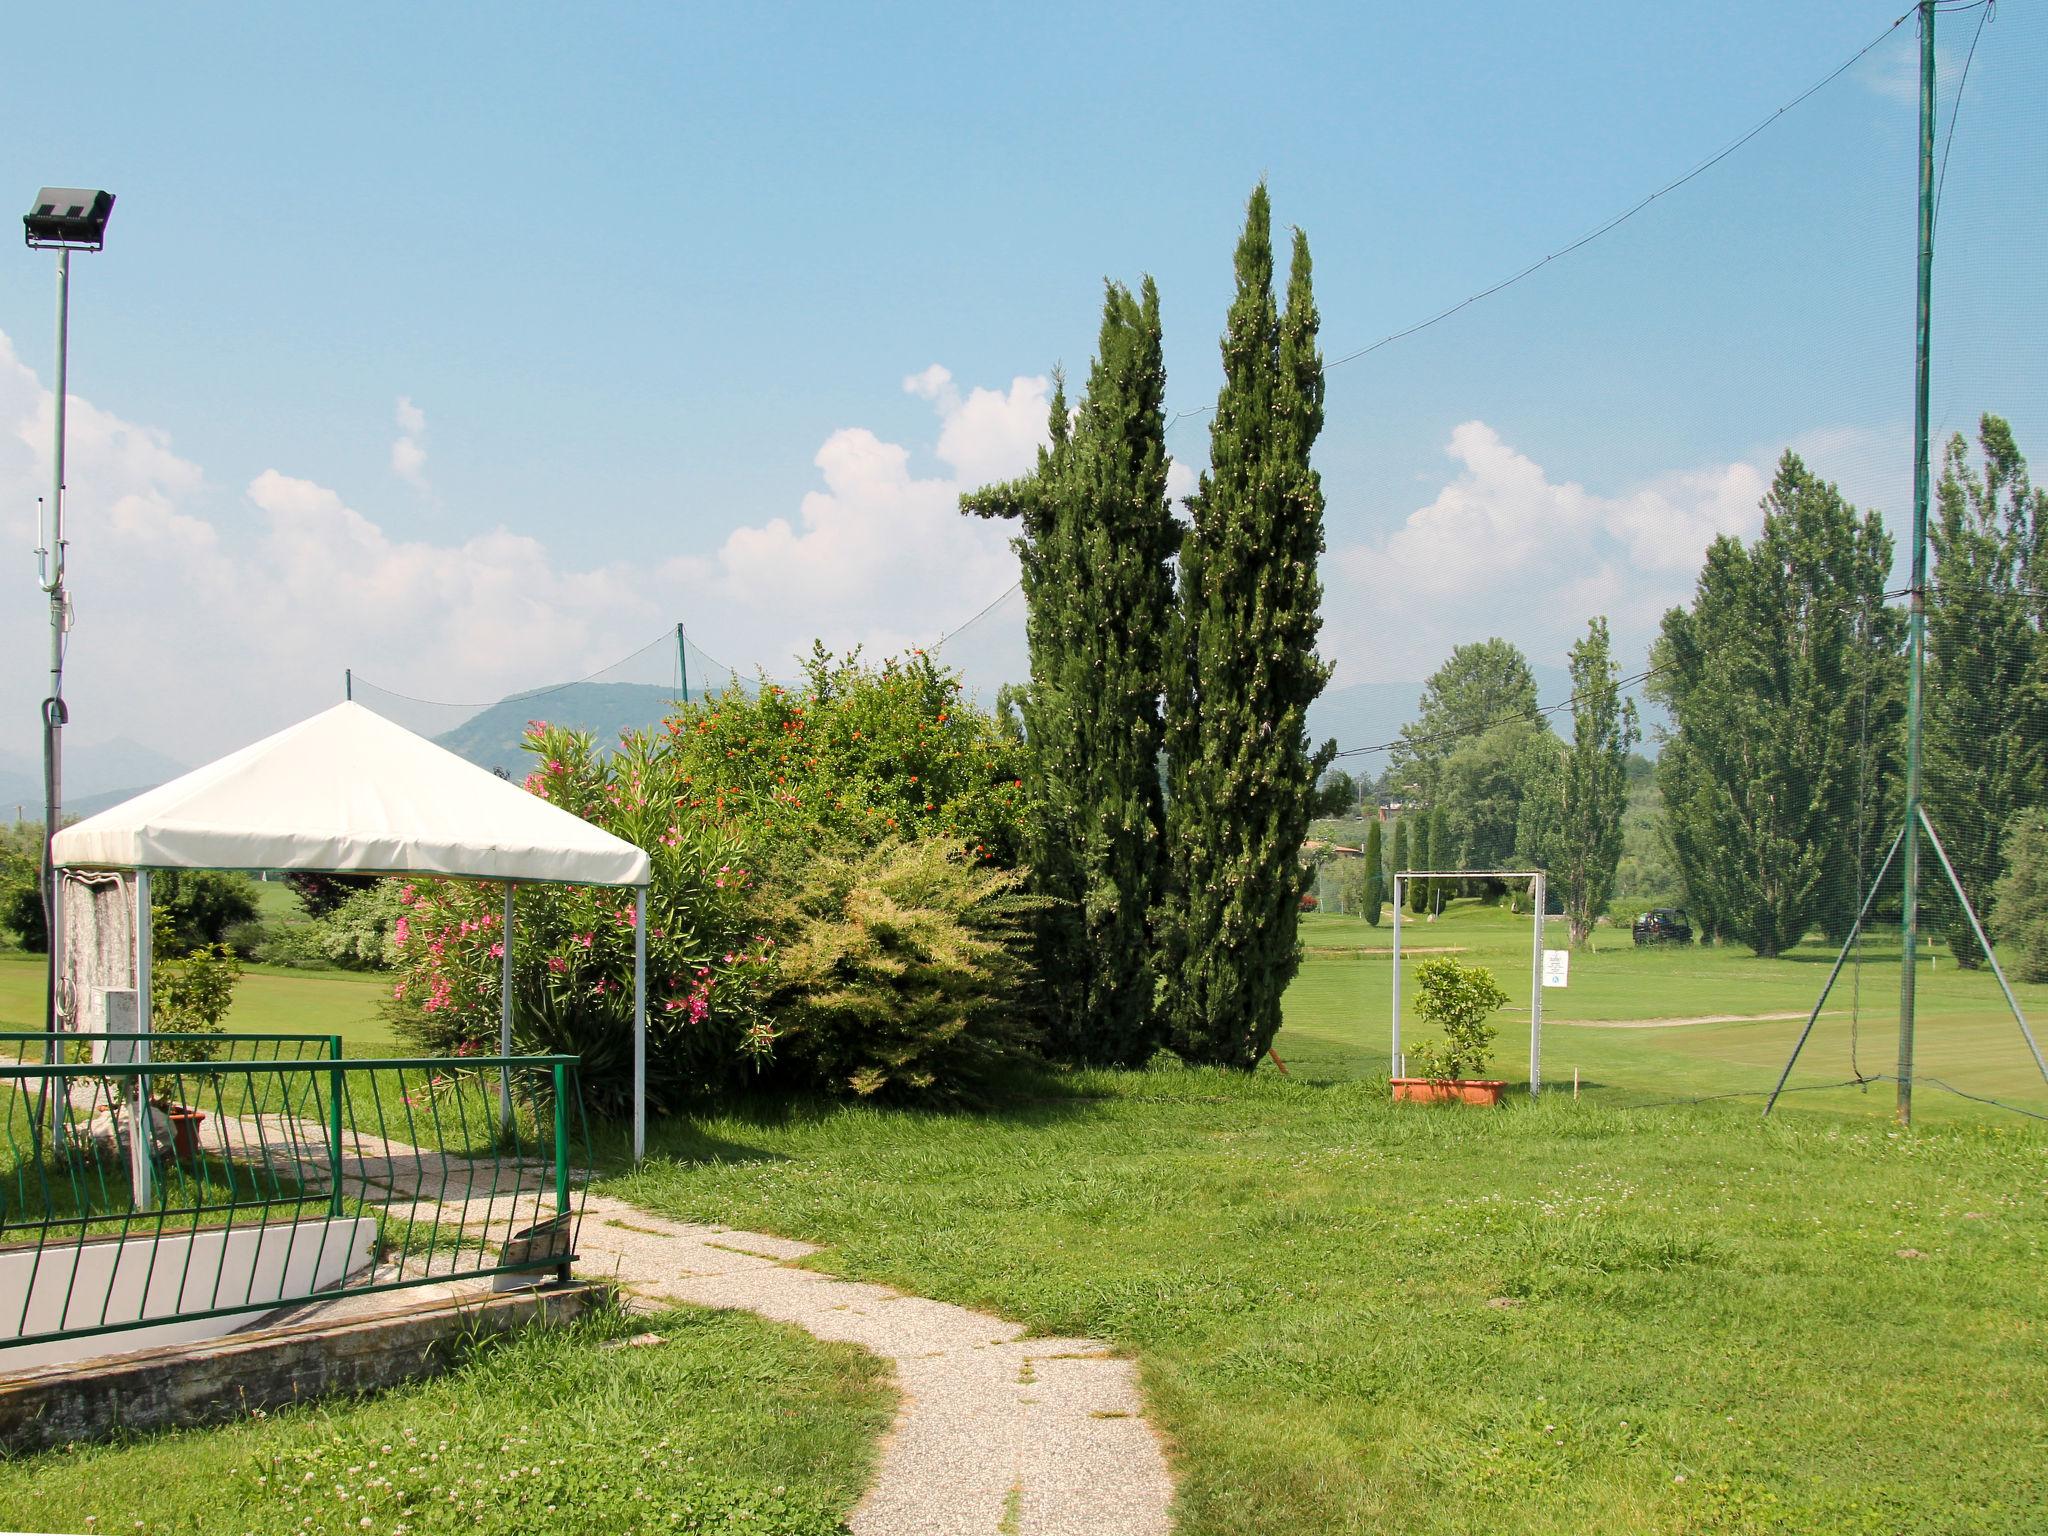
[574,1195,1175,1536]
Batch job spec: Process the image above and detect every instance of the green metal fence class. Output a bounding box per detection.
[0,1043,586,1358]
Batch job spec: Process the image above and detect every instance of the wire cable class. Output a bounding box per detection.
[1163,9,1922,433]
[1934,0,1995,228]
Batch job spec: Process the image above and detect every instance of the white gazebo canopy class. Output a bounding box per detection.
[53,701,654,1161]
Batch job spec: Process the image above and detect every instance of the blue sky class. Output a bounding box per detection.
[3,0,2042,769]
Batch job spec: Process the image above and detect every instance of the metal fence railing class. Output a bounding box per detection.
[0,1044,586,1361]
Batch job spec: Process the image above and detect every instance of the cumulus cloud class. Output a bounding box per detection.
[391,395,428,488]
[0,335,1047,764]
[1325,421,1771,685]
[709,368,1049,667]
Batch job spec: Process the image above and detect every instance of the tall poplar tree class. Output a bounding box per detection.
[1651,453,1901,957]
[961,281,1176,1063]
[1517,618,1639,948]
[1159,185,1334,1068]
[1924,416,2046,967]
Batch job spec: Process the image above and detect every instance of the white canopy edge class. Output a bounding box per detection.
[52,701,650,888]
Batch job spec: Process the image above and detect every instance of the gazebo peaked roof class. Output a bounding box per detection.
[52,701,650,887]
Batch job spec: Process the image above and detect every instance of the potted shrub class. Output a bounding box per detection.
[147,929,242,1160]
[1393,956,1510,1105]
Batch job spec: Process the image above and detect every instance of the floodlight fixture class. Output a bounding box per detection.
[23,187,115,251]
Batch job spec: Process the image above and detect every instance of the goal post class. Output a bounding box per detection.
[1389,869,1547,1097]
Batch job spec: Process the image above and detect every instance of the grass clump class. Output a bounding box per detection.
[0,1304,890,1535]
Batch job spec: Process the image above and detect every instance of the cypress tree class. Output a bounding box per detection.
[1389,817,1408,912]
[961,282,1176,1063]
[1428,805,1450,914]
[1409,812,1432,913]
[1362,818,1385,927]
[1159,186,1334,1068]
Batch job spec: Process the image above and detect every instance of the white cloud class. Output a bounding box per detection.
[1325,421,1771,685]
[711,370,1049,669]
[391,395,428,488]
[0,335,1046,764]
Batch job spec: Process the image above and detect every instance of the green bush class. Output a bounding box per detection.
[758,837,1043,1102]
[148,911,246,1063]
[261,880,406,970]
[391,649,1034,1114]
[647,643,1029,864]
[1991,809,2048,984]
[1408,955,1508,1083]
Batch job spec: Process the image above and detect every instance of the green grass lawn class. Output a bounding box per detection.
[0,951,396,1053]
[606,1074,2048,1536]
[1283,905,2048,1123]
[5,919,2047,1533]
[0,1302,892,1535]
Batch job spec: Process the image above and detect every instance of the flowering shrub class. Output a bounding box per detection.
[392,727,775,1116]
[391,646,1036,1115]
[646,643,1029,867]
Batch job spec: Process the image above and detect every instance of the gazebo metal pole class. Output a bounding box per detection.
[1529,872,1545,1098]
[499,883,514,1133]
[132,869,153,1210]
[633,885,648,1163]
[1390,875,1403,1078]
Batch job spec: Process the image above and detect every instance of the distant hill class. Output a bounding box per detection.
[1,737,190,823]
[432,681,707,775]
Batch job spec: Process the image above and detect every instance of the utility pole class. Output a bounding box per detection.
[1769,10,2047,1124]
[1896,0,1936,1126]
[40,247,72,1052]
[23,187,115,1061]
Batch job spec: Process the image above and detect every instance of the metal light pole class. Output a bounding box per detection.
[23,188,115,1060]
[1895,2,1936,1126]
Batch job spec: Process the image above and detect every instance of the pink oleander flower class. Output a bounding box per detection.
[547,956,568,974]
[394,916,411,945]
[399,885,416,906]
[488,942,504,959]
[577,932,594,948]
[392,983,406,1000]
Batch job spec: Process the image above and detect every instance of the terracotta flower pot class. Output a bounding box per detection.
[166,1107,207,1161]
[1390,1077,1507,1106]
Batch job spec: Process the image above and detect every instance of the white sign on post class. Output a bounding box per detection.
[1541,949,1570,988]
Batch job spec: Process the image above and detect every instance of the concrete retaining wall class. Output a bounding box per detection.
[0,1216,378,1370]
[0,1282,603,1454]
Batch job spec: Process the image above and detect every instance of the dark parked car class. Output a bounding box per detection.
[1633,908,1693,945]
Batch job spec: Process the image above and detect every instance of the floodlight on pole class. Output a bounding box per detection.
[23,185,115,1073]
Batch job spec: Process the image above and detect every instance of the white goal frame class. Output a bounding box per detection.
[1389,869,1547,1097]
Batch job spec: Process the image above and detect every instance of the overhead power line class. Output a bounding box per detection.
[1164,9,1924,435]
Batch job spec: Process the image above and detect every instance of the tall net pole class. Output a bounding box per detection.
[1895,0,1936,1127]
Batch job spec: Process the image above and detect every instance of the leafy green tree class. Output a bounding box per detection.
[1517,618,1640,947]
[962,279,1177,1065]
[1159,185,1333,1068]
[1,825,45,951]
[1441,719,1559,874]
[1391,640,1541,801]
[1990,808,2048,984]
[1652,453,1902,957]
[152,870,260,954]
[1312,769,1358,819]
[1362,818,1385,926]
[1925,416,2047,967]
